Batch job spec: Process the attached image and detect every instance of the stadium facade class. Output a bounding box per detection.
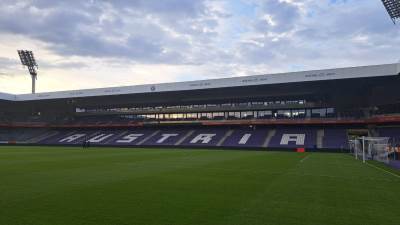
[1,63,400,151]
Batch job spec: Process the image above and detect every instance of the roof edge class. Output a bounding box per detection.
[2,62,400,101]
[0,92,16,101]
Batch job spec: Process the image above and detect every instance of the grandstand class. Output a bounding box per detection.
[2,2,400,224]
[2,62,400,225]
[1,63,400,152]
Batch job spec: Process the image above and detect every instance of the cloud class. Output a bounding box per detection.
[0,0,399,94]
[0,0,222,64]
[254,0,301,33]
[0,57,22,77]
[233,0,400,70]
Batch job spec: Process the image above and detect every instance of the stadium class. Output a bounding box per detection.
[1,1,400,225]
[2,62,400,153]
[1,62,400,224]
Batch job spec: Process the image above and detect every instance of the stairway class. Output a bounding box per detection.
[316,129,325,149]
[104,131,129,144]
[217,129,234,146]
[262,129,276,148]
[137,130,160,145]
[27,130,60,144]
[175,130,195,146]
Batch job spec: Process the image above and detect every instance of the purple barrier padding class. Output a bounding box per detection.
[222,129,268,147]
[268,128,317,148]
[323,129,349,149]
[389,160,400,170]
[180,128,228,147]
[142,129,188,146]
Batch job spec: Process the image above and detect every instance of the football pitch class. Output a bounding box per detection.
[0,146,399,225]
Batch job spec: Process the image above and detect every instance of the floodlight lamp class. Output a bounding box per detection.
[17,50,39,94]
[381,0,400,24]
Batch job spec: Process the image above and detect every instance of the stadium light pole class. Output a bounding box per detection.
[17,50,38,94]
[381,0,400,24]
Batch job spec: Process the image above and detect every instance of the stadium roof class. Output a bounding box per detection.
[0,92,16,101]
[1,63,400,102]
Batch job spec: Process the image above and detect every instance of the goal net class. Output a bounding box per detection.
[350,137,392,164]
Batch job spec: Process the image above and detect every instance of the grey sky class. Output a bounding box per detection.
[0,0,398,93]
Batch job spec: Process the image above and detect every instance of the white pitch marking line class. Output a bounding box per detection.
[365,161,400,179]
[300,154,311,163]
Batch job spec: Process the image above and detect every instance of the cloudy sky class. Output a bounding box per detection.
[0,0,398,94]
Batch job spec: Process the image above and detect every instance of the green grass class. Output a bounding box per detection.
[0,146,399,225]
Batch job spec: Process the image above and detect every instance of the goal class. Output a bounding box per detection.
[350,136,392,164]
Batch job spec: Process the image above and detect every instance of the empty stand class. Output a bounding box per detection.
[223,128,269,148]
[268,128,317,149]
[378,127,400,146]
[0,127,350,151]
[323,129,349,149]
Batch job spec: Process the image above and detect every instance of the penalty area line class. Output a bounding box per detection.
[365,161,400,179]
[300,154,311,163]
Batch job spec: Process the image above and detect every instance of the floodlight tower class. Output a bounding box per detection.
[381,0,400,24]
[18,50,38,94]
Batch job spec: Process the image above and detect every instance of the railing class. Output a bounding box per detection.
[76,103,319,115]
[1,115,400,128]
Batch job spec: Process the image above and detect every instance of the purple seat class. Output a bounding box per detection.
[268,128,316,149]
[109,129,154,146]
[37,127,352,150]
[323,129,349,149]
[41,130,96,145]
[180,128,228,147]
[378,128,400,146]
[222,129,268,148]
[143,129,189,146]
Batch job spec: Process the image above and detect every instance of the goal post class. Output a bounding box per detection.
[349,137,363,161]
[351,136,391,164]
